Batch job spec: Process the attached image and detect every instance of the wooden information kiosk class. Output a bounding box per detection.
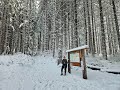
[66,45,89,79]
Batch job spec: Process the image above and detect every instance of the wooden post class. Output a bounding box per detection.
[68,52,71,73]
[82,49,87,79]
[79,50,81,67]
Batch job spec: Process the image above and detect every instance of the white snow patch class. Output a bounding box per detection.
[10,24,15,31]
[0,53,120,90]
[24,20,28,23]
[86,55,120,74]
[19,23,24,28]
[19,20,29,28]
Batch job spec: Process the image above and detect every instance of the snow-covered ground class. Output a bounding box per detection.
[86,55,120,73]
[0,53,120,90]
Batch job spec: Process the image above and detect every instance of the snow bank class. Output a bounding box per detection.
[86,55,120,74]
[0,53,34,66]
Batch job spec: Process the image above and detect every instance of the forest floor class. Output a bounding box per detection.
[0,53,120,90]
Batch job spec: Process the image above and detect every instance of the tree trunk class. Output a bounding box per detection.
[91,0,95,56]
[111,0,120,49]
[86,0,92,54]
[74,0,78,48]
[98,0,107,60]
[83,0,88,46]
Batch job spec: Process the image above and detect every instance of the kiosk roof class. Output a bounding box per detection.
[66,45,89,53]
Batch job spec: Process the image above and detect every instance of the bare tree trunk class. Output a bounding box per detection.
[0,1,7,54]
[106,15,112,55]
[98,0,107,60]
[111,0,120,49]
[74,0,78,48]
[83,0,88,46]
[91,0,95,56]
[86,0,92,54]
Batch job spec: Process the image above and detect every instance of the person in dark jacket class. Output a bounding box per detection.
[61,56,67,75]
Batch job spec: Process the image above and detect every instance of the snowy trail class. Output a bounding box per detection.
[0,54,120,90]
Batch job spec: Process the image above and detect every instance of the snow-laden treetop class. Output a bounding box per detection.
[66,45,89,53]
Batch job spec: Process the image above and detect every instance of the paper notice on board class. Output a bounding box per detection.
[70,53,79,62]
